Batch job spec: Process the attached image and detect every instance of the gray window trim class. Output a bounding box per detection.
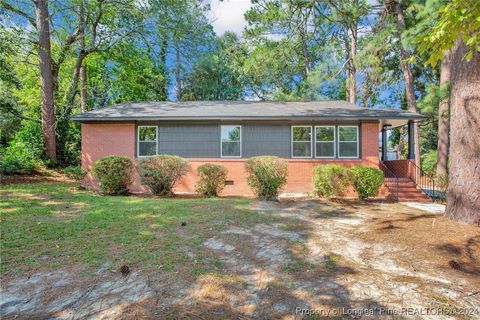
[137,125,158,158]
[291,125,313,158]
[337,125,359,159]
[220,125,242,158]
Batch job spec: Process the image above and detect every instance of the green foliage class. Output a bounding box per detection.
[195,164,228,197]
[63,165,86,182]
[350,166,384,199]
[0,121,45,174]
[412,0,480,66]
[421,149,437,177]
[245,156,288,200]
[92,156,134,195]
[312,164,351,198]
[137,155,190,196]
[182,33,245,101]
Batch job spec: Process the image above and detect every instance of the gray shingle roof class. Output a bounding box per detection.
[72,100,426,121]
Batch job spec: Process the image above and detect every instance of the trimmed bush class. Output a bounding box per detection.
[195,163,228,197]
[92,156,134,195]
[63,165,86,182]
[312,164,351,198]
[138,155,190,196]
[245,156,287,200]
[350,166,384,199]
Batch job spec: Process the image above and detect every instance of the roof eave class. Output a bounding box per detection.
[72,115,427,122]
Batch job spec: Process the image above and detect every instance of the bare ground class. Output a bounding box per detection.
[1,200,479,319]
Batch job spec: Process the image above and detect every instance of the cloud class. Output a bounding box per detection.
[208,0,252,36]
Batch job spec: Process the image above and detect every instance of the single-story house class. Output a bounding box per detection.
[72,101,429,200]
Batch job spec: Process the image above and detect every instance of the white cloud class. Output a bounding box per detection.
[208,0,252,36]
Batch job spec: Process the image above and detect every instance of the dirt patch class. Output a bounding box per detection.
[2,199,479,319]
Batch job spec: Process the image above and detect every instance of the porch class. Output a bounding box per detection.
[379,120,437,202]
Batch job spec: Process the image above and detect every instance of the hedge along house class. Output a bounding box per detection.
[73,101,430,201]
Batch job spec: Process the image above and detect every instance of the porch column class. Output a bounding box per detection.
[407,120,415,160]
[381,125,388,161]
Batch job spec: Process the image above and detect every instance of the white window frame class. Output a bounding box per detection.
[137,125,158,158]
[337,125,359,159]
[314,125,336,159]
[220,125,242,158]
[291,125,313,158]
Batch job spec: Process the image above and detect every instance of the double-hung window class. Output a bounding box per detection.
[292,126,312,158]
[138,126,157,157]
[338,126,359,158]
[315,126,335,158]
[221,125,241,157]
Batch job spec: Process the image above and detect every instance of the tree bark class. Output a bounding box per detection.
[445,38,480,225]
[395,1,420,166]
[343,26,351,102]
[80,62,88,112]
[348,24,357,104]
[34,0,56,161]
[175,44,182,101]
[436,50,451,177]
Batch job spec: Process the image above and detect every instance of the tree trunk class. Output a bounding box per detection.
[348,24,357,104]
[445,38,480,225]
[34,0,56,161]
[395,1,420,166]
[299,28,310,77]
[80,62,88,112]
[64,53,86,112]
[175,44,182,101]
[436,50,451,177]
[343,27,351,102]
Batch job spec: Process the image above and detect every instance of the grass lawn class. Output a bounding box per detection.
[0,182,280,276]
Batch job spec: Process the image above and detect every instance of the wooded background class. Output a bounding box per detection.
[1,0,479,222]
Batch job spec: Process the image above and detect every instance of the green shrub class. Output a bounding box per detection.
[195,163,228,197]
[245,156,288,200]
[63,165,86,181]
[421,150,437,177]
[312,164,351,198]
[138,155,190,196]
[92,156,134,195]
[0,154,35,175]
[350,166,384,199]
[0,121,45,175]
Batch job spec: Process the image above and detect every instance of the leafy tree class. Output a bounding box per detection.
[413,0,480,223]
[182,33,245,101]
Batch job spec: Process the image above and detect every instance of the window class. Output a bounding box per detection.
[138,126,157,157]
[292,126,312,158]
[221,125,241,157]
[338,126,359,158]
[315,126,335,158]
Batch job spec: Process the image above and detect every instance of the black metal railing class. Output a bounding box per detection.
[408,160,437,202]
[379,161,399,201]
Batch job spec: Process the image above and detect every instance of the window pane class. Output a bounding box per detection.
[222,141,240,157]
[139,127,156,141]
[316,142,334,157]
[339,127,357,141]
[139,141,156,156]
[221,126,240,142]
[293,127,311,141]
[293,142,311,157]
[339,142,358,157]
[316,127,334,142]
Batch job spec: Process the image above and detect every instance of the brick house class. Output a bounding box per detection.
[73,101,429,201]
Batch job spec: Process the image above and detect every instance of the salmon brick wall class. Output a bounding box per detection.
[82,122,381,196]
